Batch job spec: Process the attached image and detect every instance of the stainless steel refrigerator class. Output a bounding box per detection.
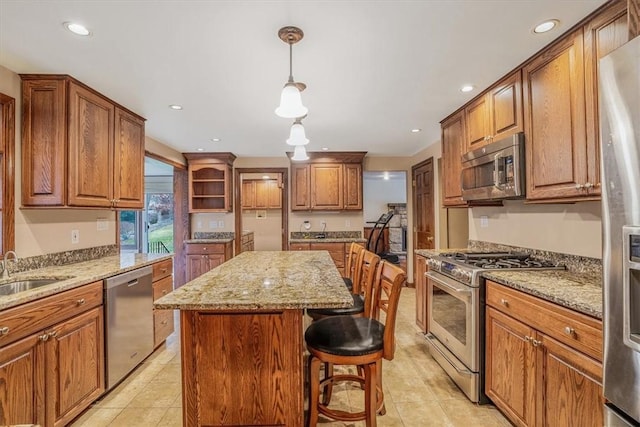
[600,34,640,426]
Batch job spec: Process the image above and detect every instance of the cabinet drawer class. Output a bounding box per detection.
[486,281,603,361]
[0,281,103,347]
[289,243,310,251]
[154,309,174,346]
[185,243,227,255]
[310,243,346,268]
[152,258,173,281]
[153,276,173,301]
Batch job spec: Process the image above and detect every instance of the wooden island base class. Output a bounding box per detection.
[180,309,304,427]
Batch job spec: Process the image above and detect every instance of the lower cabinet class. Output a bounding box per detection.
[0,281,104,427]
[152,258,174,347]
[289,242,347,275]
[415,255,428,333]
[485,280,603,427]
[185,241,234,282]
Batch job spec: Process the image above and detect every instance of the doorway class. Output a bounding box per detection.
[234,168,289,253]
[119,156,175,253]
[412,157,435,284]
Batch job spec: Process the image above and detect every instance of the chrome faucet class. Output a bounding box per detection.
[0,251,18,279]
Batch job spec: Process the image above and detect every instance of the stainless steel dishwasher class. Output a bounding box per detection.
[104,265,154,390]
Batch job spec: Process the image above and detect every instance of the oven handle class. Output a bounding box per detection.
[426,335,473,375]
[426,272,473,295]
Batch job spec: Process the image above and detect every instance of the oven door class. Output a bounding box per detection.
[426,271,478,371]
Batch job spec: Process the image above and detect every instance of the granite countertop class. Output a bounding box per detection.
[0,253,173,311]
[483,270,602,319]
[415,248,464,258]
[290,237,367,243]
[155,250,353,311]
[184,238,234,243]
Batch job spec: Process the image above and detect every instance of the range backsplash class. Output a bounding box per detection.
[9,244,119,274]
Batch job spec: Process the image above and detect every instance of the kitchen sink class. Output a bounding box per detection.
[0,277,73,296]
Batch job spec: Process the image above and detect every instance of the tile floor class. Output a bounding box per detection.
[71,288,511,427]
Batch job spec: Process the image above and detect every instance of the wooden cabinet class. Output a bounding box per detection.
[485,281,603,427]
[185,241,234,282]
[441,111,467,207]
[465,71,523,152]
[241,179,282,209]
[240,232,254,252]
[152,258,174,347]
[0,281,104,427]
[289,152,365,211]
[415,255,428,333]
[289,241,347,275]
[21,75,145,209]
[184,153,236,213]
[583,0,628,199]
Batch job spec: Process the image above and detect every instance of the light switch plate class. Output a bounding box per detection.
[480,216,489,228]
[96,218,108,231]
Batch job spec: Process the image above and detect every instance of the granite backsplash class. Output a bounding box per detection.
[193,232,235,239]
[6,244,119,275]
[290,231,362,240]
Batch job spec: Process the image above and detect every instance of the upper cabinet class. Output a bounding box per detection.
[184,153,236,213]
[465,71,523,152]
[441,111,467,207]
[241,179,282,210]
[21,75,145,209]
[289,152,366,211]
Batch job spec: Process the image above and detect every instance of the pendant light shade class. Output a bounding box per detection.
[286,118,309,145]
[276,83,308,118]
[291,145,309,161]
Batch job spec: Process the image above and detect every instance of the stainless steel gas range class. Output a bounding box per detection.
[424,251,564,403]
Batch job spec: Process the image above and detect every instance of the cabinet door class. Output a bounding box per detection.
[310,242,345,275]
[267,180,282,209]
[310,164,343,210]
[113,108,145,209]
[343,163,362,210]
[255,179,270,209]
[241,180,255,209]
[490,70,523,142]
[68,82,115,207]
[465,95,491,151]
[485,307,536,427]
[290,164,310,210]
[441,111,467,207]
[538,333,604,427]
[289,242,310,251]
[523,30,588,201]
[415,256,427,333]
[583,0,628,198]
[207,254,226,270]
[0,334,45,426]
[186,254,208,281]
[21,78,67,206]
[45,307,105,427]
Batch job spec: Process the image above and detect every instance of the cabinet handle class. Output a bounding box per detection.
[524,335,531,342]
[161,320,168,325]
[39,333,49,342]
[575,183,585,190]
[161,268,168,273]
[77,298,86,306]
[584,182,594,191]
[532,339,542,348]
[48,330,58,338]
[0,326,9,336]
[564,326,575,336]
[500,298,509,307]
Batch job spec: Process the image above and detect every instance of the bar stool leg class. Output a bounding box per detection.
[322,362,334,405]
[376,359,386,415]
[309,356,322,427]
[364,362,378,427]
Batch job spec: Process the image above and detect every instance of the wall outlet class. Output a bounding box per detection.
[210,221,217,229]
[303,221,311,230]
[96,218,108,231]
[218,220,224,228]
[480,215,489,228]
[71,229,80,244]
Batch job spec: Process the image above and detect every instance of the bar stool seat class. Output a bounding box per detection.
[304,315,383,356]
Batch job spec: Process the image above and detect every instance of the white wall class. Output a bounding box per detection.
[468,200,602,258]
[363,174,407,223]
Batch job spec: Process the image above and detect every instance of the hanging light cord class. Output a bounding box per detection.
[288,42,294,83]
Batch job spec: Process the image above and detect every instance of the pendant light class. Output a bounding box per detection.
[275,26,308,119]
[286,117,309,146]
[291,145,309,161]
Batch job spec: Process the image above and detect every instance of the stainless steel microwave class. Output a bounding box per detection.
[461,132,525,201]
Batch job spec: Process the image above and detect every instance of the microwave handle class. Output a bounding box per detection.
[493,156,502,188]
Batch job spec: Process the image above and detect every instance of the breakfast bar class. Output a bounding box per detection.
[154,250,352,427]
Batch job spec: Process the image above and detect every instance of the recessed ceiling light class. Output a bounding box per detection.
[262,175,270,180]
[64,22,91,36]
[460,85,475,93]
[196,148,204,152]
[533,19,559,34]
[383,172,390,180]
[411,128,422,133]
[321,147,329,151]
[169,104,183,110]
[211,138,221,142]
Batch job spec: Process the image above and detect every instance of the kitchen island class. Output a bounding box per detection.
[154,250,352,427]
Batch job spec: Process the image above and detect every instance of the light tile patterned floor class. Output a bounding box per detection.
[71,288,512,427]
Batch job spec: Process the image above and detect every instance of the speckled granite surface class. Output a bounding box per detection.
[0,253,172,311]
[8,244,119,275]
[291,231,363,240]
[155,251,353,310]
[289,237,367,243]
[184,238,234,243]
[483,270,602,319]
[193,231,235,239]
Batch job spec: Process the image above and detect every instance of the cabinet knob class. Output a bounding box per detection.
[564,326,575,336]
[584,182,594,190]
[532,339,542,348]
[0,326,9,336]
[500,298,509,307]
[575,183,585,190]
[48,330,58,338]
[161,320,168,325]
[77,298,85,306]
[162,290,168,295]
[39,333,49,342]
[161,268,168,273]
[524,335,531,342]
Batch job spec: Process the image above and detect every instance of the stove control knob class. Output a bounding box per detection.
[427,258,441,270]
[462,271,472,283]
[452,268,463,279]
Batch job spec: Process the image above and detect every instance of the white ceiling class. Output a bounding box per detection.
[0,0,607,158]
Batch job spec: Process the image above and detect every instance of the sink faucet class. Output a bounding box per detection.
[0,251,18,279]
